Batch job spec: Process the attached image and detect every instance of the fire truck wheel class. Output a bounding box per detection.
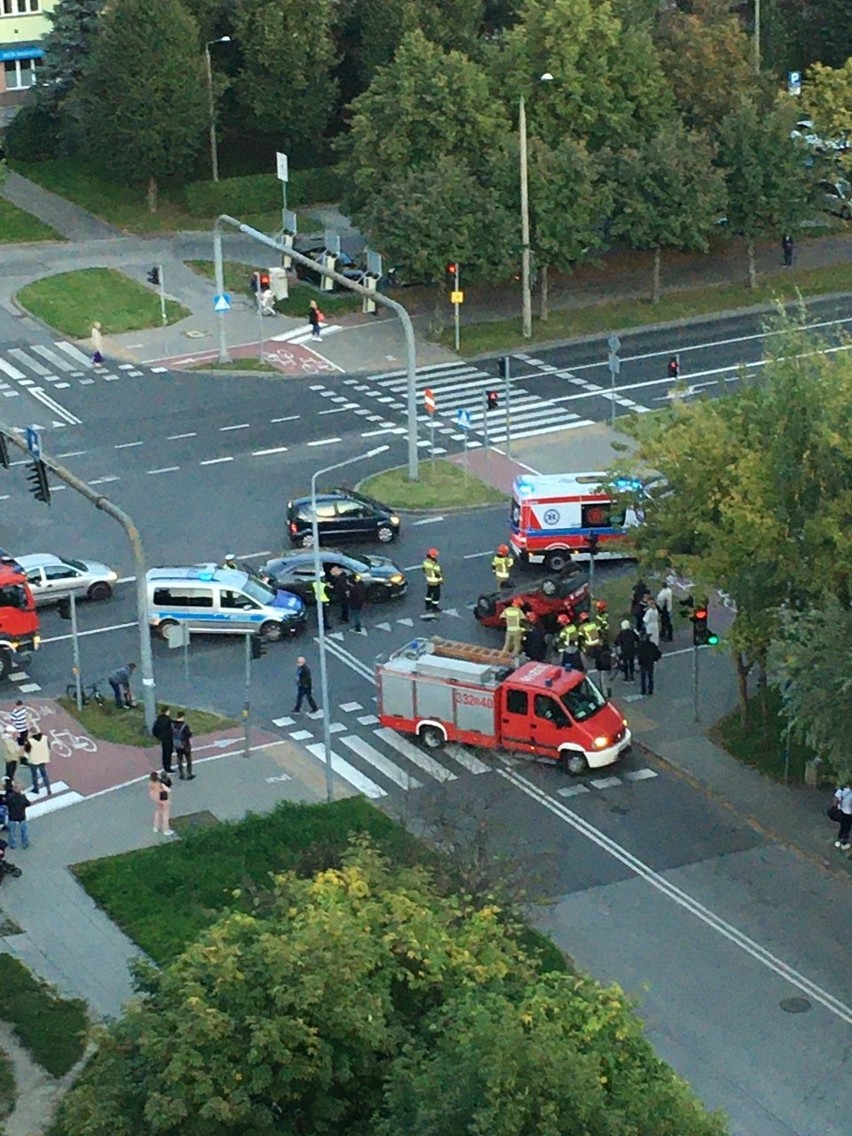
[419,725,445,750]
[544,550,572,574]
[561,749,589,775]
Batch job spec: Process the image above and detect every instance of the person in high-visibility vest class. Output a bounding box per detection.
[501,597,526,655]
[491,544,514,590]
[578,610,601,654]
[422,549,443,617]
[312,577,332,630]
[594,599,609,639]
[554,612,578,663]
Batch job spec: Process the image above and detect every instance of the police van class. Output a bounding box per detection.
[509,472,643,573]
[146,565,306,640]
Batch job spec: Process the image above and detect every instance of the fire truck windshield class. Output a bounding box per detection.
[561,678,605,722]
[0,585,28,610]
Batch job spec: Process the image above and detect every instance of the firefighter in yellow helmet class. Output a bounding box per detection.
[501,596,527,655]
[491,544,514,590]
[422,548,443,617]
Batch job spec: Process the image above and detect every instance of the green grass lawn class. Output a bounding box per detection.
[360,459,507,510]
[0,1047,14,1119]
[709,689,813,784]
[16,268,190,338]
[440,260,852,354]
[185,259,361,317]
[0,955,87,1077]
[0,198,63,243]
[73,798,417,962]
[58,697,234,747]
[193,358,282,373]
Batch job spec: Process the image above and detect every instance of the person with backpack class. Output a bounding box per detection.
[172,711,194,781]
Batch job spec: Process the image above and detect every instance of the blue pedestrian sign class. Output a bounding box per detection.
[25,427,41,459]
[213,293,232,312]
[455,408,472,431]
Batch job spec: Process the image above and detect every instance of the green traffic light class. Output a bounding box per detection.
[707,633,720,645]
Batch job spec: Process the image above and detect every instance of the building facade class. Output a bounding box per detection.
[0,0,54,116]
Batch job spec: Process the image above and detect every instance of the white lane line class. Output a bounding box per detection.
[8,348,50,376]
[89,476,120,485]
[56,451,87,458]
[28,387,81,425]
[55,341,94,366]
[199,456,234,465]
[236,550,272,560]
[0,359,26,381]
[31,345,75,372]
[307,437,341,446]
[445,743,490,775]
[252,446,288,456]
[42,620,138,644]
[412,516,445,526]
[271,415,299,423]
[463,549,492,559]
[114,441,143,449]
[219,423,250,432]
[499,766,852,1027]
[147,466,180,475]
[167,432,196,440]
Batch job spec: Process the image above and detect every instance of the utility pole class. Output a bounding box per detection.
[519,95,532,340]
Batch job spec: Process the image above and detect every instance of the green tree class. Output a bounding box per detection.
[716,100,810,288]
[802,59,852,174]
[54,843,728,1136]
[607,122,725,303]
[36,0,105,103]
[768,603,852,782]
[349,0,484,87]
[232,0,338,149]
[73,0,208,211]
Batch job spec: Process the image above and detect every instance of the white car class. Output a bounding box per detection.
[17,554,118,605]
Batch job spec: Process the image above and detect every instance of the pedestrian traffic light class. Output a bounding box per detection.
[486,390,499,410]
[498,356,510,380]
[57,596,71,620]
[691,607,719,646]
[587,531,599,556]
[147,266,160,286]
[446,262,458,285]
[250,635,266,659]
[26,460,50,504]
[0,433,9,470]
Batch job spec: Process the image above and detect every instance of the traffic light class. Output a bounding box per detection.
[0,433,8,470]
[587,532,600,556]
[26,460,50,504]
[57,596,71,620]
[446,262,458,285]
[691,607,719,646]
[250,635,266,659]
[486,390,499,411]
[147,266,160,286]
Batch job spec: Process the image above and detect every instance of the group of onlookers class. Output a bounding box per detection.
[149,706,195,837]
[0,699,50,851]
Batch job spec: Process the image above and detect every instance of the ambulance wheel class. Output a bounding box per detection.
[561,750,589,775]
[544,550,572,574]
[419,725,445,751]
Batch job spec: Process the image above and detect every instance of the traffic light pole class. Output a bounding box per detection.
[0,425,158,731]
[693,642,700,724]
[214,216,421,482]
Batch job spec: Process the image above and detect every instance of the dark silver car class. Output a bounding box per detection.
[812,179,852,220]
[17,553,118,605]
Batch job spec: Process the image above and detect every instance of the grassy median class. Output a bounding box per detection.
[0,954,87,1077]
[359,459,506,510]
[0,198,62,243]
[58,697,234,748]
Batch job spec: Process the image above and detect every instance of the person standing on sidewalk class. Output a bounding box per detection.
[151,772,174,836]
[830,784,852,850]
[25,732,51,797]
[614,620,639,681]
[348,574,366,634]
[152,705,175,773]
[422,549,443,618]
[91,321,104,364]
[5,784,30,850]
[637,635,661,696]
[308,300,323,340]
[781,234,794,267]
[656,583,674,642]
[10,699,32,751]
[292,657,318,714]
[173,711,194,781]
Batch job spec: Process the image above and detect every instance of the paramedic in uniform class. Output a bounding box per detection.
[491,545,514,590]
[422,549,443,617]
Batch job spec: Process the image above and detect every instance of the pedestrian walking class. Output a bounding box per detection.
[631,579,648,632]
[91,321,104,364]
[643,599,661,646]
[667,357,679,380]
[593,642,614,697]
[348,574,366,634]
[501,597,526,656]
[292,656,318,714]
[829,784,852,850]
[10,699,32,750]
[308,299,323,340]
[614,620,639,681]
[151,771,174,836]
[522,612,548,662]
[25,731,51,796]
[781,234,794,267]
[330,567,350,624]
[172,711,194,780]
[108,662,136,709]
[637,635,661,696]
[5,785,30,849]
[656,583,673,642]
[422,548,443,618]
[2,727,19,782]
[152,705,175,773]
[491,545,514,590]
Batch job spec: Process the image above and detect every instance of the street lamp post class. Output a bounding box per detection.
[519,74,553,340]
[311,446,390,802]
[205,35,231,183]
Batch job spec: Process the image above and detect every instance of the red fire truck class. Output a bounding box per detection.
[0,560,40,680]
[376,638,631,775]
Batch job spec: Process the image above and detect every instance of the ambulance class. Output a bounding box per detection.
[509,472,643,573]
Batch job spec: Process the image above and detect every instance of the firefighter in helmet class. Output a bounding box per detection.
[491,544,514,590]
[578,609,602,654]
[501,596,527,656]
[422,549,443,617]
[594,599,609,639]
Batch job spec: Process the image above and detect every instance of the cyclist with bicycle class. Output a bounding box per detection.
[108,662,136,709]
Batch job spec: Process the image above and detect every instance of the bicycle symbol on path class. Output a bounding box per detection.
[0,704,99,758]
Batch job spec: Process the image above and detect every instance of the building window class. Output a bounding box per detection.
[3,59,37,89]
[1,0,40,15]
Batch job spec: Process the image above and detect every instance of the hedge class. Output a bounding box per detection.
[184,166,346,217]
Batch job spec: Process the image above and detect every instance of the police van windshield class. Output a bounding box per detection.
[561,678,606,721]
[242,578,276,606]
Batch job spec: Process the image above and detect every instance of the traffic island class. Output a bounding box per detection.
[359,459,506,510]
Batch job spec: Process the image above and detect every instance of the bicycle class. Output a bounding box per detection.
[65,678,106,709]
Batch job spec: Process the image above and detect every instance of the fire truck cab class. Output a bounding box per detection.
[0,561,40,680]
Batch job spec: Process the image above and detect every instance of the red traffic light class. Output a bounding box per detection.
[446,262,458,276]
[486,390,499,410]
[693,608,708,620]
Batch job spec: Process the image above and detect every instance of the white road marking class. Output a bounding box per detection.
[167,432,196,440]
[463,549,493,559]
[411,516,445,526]
[28,387,81,425]
[41,620,138,644]
[305,741,386,799]
[219,423,249,431]
[270,415,299,423]
[307,437,341,446]
[147,466,180,475]
[114,441,143,449]
[375,727,456,782]
[252,446,288,456]
[339,735,421,790]
[56,451,87,458]
[199,456,234,465]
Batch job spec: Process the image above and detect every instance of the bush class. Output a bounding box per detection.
[183,165,345,217]
[3,102,64,162]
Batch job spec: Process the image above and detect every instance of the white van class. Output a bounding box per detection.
[146,565,306,640]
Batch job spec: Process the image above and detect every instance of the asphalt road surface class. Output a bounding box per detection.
[1,300,850,1136]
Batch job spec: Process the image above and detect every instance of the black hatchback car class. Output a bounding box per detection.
[286,489,401,547]
[263,550,407,604]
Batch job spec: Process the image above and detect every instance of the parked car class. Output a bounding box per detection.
[812,178,852,219]
[263,550,407,604]
[293,241,365,291]
[286,489,401,547]
[17,553,117,605]
[474,574,590,633]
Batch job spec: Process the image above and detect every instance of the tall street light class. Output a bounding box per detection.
[205,35,231,183]
[311,445,390,802]
[520,72,553,339]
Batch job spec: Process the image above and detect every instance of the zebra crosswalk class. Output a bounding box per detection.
[0,339,167,407]
[343,360,595,445]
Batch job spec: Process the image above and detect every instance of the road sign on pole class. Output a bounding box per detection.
[455,408,472,431]
[25,427,41,460]
[214,293,232,312]
[424,388,436,415]
[608,332,621,353]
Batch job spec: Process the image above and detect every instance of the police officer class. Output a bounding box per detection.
[422,549,443,617]
[578,610,601,655]
[501,597,526,655]
[313,576,332,630]
[491,544,514,590]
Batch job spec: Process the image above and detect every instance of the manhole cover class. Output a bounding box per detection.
[172,810,219,834]
[779,997,812,1014]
